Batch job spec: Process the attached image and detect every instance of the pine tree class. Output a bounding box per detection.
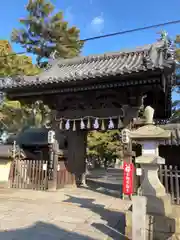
[11,0,83,65]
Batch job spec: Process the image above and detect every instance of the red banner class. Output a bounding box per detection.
[123,162,134,195]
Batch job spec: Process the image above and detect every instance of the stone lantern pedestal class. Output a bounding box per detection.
[125,106,178,239]
[131,125,172,215]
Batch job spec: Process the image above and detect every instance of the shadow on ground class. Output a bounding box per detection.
[63,195,128,240]
[86,179,123,198]
[85,168,123,198]
[0,221,93,240]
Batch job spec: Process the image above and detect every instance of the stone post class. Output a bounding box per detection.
[132,196,147,240]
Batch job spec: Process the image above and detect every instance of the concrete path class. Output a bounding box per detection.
[86,168,124,198]
[0,187,131,240]
[87,168,123,184]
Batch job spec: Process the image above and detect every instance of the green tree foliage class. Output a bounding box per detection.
[171,36,180,120]
[0,101,31,132]
[175,35,180,62]
[0,40,41,132]
[0,99,51,132]
[0,40,39,76]
[171,99,180,120]
[87,130,123,166]
[11,0,83,65]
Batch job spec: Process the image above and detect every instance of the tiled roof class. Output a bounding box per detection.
[0,40,175,91]
[16,127,67,148]
[0,145,11,159]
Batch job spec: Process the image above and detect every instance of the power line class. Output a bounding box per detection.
[82,19,180,42]
[0,19,180,59]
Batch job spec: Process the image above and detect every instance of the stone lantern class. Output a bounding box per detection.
[130,106,172,215]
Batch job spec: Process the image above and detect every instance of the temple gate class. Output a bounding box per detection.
[0,39,175,190]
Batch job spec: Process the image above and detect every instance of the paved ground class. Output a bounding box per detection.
[0,187,131,240]
[86,168,123,185]
[86,168,124,198]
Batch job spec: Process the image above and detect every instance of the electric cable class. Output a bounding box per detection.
[0,19,179,59]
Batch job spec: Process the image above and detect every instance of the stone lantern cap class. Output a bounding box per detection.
[130,124,171,141]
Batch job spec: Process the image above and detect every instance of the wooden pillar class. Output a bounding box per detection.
[66,130,87,185]
[48,140,59,191]
[122,105,140,199]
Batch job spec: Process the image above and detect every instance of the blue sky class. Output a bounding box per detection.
[0,0,179,100]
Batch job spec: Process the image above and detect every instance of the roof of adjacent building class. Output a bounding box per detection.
[160,123,180,146]
[0,40,175,91]
[0,145,12,159]
[16,127,67,148]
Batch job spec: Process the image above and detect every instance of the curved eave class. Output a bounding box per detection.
[2,64,173,91]
[4,69,166,100]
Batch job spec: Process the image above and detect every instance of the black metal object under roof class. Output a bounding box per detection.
[15,127,67,147]
[0,40,175,91]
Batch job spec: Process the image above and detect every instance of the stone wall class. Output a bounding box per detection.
[125,209,180,239]
[0,159,11,187]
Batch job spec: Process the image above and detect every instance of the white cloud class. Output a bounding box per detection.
[91,16,104,26]
[90,14,104,33]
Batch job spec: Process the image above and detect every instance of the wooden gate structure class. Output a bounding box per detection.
[56,161,75,189]
[135,165,180,205]
[159,165,180,205]
[1,38,176,188]
[8,127,75,191]
[9,158,75,191]
[9,158,48,190]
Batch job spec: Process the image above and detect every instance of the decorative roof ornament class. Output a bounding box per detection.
[142,49,153,68]
[158,30,169,42]
[50,50,58,60]
[138,94,147,118]
[157,30,175,61]
[43,50,59,71]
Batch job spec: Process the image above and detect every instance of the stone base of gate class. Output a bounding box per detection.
[125,209,180,239]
